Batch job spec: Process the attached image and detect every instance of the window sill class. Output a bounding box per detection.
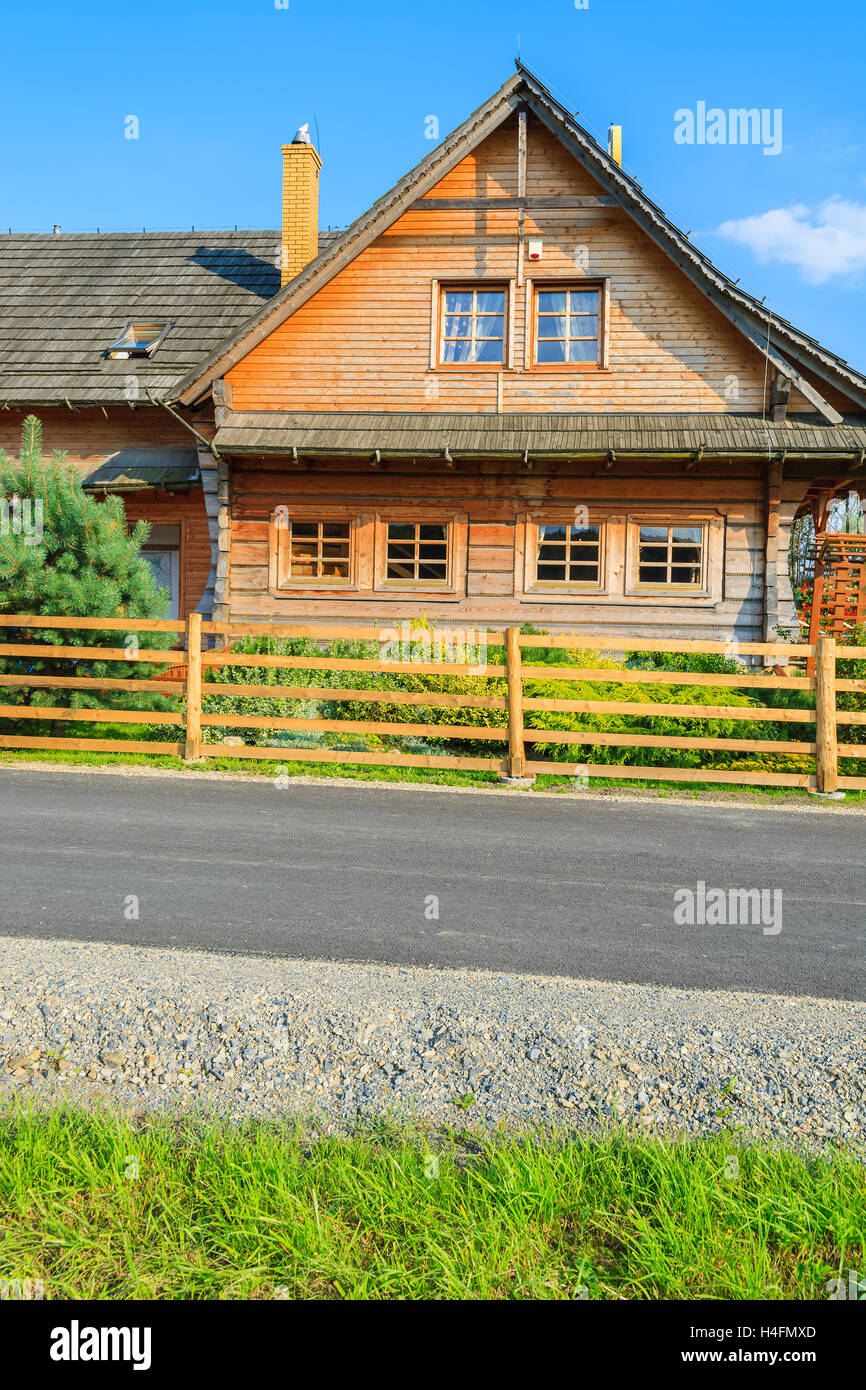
[434,363,508,372]
[271,585,360,599]
[623,589,715,606]
[629,584,708,595]
[530,363,607,373]
[372,588,462,602]
[521,587,606,603]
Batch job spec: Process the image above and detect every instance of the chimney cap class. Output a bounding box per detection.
[292,123,312,145]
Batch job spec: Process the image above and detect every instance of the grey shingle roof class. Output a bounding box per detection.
[213,410,866,457]
[80,448,200,490]
[0,229,337,404]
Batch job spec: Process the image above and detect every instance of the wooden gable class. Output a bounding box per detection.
[225,112,847,417]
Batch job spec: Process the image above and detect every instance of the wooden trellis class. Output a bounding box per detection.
[807,533,866,668]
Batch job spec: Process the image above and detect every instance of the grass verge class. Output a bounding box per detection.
[0,747,861,803]
[0,1106,863,1299]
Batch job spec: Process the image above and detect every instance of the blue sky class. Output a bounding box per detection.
[3,0,866,371]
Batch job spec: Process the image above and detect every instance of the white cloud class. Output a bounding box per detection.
[718,197,866,284]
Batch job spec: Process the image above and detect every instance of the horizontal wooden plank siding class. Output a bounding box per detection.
[225,455,809,641]
[225,113,824,417]
[0,405,214,464]
[124,488,212,622]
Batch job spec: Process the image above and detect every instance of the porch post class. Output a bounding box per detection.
[762,456,782,657]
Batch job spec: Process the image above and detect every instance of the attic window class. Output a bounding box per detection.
[533,284,602,367]
[106,321,170,359]
[439,286,506,365]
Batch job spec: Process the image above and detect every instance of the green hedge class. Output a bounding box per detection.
[197,626,846,775]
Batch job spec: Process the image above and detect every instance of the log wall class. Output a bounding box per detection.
[225,456,810,641]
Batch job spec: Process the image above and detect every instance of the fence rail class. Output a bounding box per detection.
[0,613,863,792]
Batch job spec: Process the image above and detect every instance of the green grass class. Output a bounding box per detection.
[0,1106,863,1299]
[0,747,861,802]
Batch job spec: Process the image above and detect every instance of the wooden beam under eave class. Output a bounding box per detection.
[684,446,703,472]
[769,373,791,423]
[762,456,782,646]
[213,377,233,428]
[410,195,618,210]
[775,457,866,479]
[517,109,527,199]
[730,316,844,426]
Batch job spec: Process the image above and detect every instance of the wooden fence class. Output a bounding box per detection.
[0,614,864,793]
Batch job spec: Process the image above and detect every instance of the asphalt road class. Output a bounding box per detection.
[0,768,863,999]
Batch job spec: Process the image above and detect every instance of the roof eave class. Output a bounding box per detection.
[216,443,866,462]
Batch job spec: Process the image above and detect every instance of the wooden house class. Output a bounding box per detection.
[174,66,866,648]
[4,65,866,647]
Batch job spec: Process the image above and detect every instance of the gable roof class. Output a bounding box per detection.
[0,228,337,405]
[175,65,866,421]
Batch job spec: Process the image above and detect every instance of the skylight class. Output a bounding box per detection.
[106,321,170,359]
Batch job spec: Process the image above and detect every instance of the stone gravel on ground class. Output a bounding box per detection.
[0,935,863,1151]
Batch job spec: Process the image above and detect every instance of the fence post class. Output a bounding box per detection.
[184,611,202,761]
[505,626,525,778]
[815,634,837,793]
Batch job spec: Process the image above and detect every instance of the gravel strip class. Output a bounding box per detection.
[0,935,863,1151]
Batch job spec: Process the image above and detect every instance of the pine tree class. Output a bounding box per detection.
[0,415,177,722]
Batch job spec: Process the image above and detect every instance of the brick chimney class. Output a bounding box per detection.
[281,124,322,286]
